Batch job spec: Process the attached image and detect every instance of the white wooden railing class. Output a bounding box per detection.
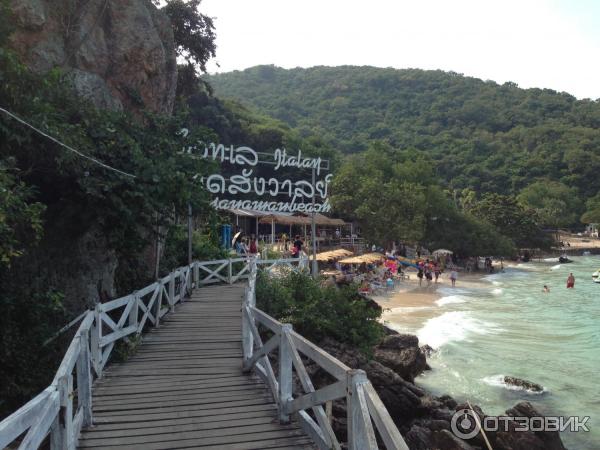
[242,258,409,450]
[0,262,199,450]
[0,255,406,450]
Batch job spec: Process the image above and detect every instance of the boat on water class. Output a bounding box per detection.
[559,255,573,264]
[593,269,600,283]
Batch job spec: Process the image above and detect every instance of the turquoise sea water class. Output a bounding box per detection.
[387,256,600,449]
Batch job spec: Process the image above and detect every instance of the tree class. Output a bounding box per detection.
[471,193,551,249]
[517,181,581,229]
[331,144,429,245]
[422,188,516,257]
[581,192,600,224]
[160,0,217,73]
[0,160,44,266]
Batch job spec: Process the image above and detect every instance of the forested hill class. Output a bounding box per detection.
[206,65,600,198]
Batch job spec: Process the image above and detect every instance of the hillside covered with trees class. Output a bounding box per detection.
[207,65,600,230]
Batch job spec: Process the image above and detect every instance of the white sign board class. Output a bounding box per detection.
[180,135,332,213]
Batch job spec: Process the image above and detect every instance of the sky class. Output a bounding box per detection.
[201,0,600,100]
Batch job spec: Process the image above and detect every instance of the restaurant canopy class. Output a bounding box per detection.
[338,253,385,265]
[315,249,353,262]
[221,208,347,226]
[258,213,347,227]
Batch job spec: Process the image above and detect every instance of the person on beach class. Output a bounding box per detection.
[249,236,258,255]
[417,267,424,286]
[543,285,550,293]
[292,235,303,258]
[425,268,433,286]
[566,273,575,288]
[434,265,441,283]
[450,269,458,287]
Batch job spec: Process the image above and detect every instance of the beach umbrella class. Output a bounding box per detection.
[432,249,453,256]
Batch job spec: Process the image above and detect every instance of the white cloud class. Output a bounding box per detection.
[202,0,600,99]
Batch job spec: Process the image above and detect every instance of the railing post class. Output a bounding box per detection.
[228,258,233,284]
[242,288,253,368]
[169,270,175,310]
[128,291,138,331]
[57,373,74,450]
[50,415,61,450]
[194,261,200,287]
[90,305,102,377]
[155,281,163,328]
[347,369,377,450]
[278,323,293,424]
[187,264,192,294]
[76,332,93,427]
[180,269,186,302]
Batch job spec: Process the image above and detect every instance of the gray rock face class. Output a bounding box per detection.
[9,0,177,114]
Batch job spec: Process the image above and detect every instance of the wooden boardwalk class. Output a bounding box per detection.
[78,284,315,450]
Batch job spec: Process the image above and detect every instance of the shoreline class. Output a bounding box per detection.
[371,270,492,335]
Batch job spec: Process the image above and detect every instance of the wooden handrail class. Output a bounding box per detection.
[0,254,406,450]
[242,257,410,450]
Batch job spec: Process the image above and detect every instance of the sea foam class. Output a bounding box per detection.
[435,295,467,306]
[417,311,498,349]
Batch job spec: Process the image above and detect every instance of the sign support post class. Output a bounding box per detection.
[188,203,193,266]
[311,167,318,277]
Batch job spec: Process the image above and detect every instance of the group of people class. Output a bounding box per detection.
[234,236,258,255]
[236,233,306,258]
[415,258,459,287]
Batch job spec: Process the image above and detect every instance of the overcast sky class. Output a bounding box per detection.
[201,0,600,100]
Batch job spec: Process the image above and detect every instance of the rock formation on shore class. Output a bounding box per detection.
[5,0,178,309]
[312,333,566,450]
[8,0,177,114]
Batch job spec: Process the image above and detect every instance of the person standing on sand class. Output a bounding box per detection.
[417,266,424,286]
[566,273,575,288]
[434,265,441,283]
[450,269,458,287]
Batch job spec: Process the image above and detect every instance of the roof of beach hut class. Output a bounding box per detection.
[315,249,354,262]
[338,252,385,264]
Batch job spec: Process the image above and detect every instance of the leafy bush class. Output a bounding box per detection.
[255,270,384,353]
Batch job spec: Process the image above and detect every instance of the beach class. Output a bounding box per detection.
[372,257,600,449]
[372,270,491,341]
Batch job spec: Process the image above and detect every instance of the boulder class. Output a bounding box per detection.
[374,334,428,381]
[503,376,544,393]
[505,402,566,450]
[432,429,478,450]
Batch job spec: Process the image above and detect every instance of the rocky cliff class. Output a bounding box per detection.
[9,0,177,114]
[6,0,177,308]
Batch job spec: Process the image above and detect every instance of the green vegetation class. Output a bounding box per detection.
[255,270,384,353]
[207,65,600,233]
[332,142,523,255]
[0,2,340,417]
[581,193,600,224]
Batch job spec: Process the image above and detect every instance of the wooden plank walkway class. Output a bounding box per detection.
[78,284,315,450]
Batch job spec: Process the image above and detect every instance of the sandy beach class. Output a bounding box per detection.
[371,270,492,332]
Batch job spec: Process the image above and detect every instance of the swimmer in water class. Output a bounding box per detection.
[542,285,550,293]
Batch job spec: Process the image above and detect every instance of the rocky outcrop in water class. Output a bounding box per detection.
[315,336,566,450]
[503,376,544,393]
[8,0,177,114]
